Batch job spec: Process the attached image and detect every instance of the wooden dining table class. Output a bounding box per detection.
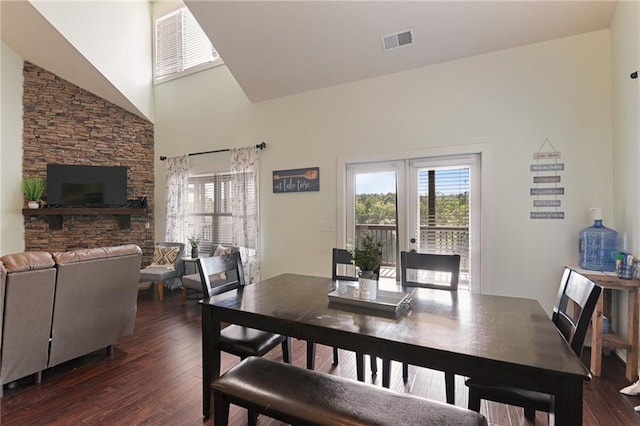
[200,273,590,425]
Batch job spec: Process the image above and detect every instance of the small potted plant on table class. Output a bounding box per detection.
[348,234,383,300]
[188,235,201,258]
[22,176,46,209]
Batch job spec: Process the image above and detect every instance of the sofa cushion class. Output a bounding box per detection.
[53,244,142,265]
[1,251,55,272]
[140,266,180,282]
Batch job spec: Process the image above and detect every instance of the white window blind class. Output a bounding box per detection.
[187,173,232,254]
[155,7,222,82]
[416,166,471,288]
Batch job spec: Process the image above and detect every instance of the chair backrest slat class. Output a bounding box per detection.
[400,251,460,292]
[553,268,602,357]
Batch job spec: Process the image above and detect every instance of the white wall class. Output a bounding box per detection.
[0,42,26,254]
[155,30,613,313]
[612,0,640,256]
[30,0,154,121]
[610,0,640,362]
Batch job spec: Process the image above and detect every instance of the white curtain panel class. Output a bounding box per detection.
[230,147,260,284]
[164,155,189,289]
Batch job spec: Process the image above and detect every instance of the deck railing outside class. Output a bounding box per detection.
[196,222,470,283]
[355,224,470,275]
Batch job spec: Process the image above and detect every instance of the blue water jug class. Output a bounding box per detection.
[578,208,618,272]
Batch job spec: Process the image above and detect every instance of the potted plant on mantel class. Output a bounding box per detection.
[348,234,383,300]
[188,235,201,258]
[21,176,46,209]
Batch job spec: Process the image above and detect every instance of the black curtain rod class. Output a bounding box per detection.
[159,141,267,161]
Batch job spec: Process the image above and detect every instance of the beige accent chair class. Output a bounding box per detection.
[139,242,185,301]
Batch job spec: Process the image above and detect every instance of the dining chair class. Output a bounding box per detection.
[196,253,291,363]
[464,267,602,420]
[180,245,239,305]
[197,252,291,425]
[197,253,292,361]
[379,251,460,402]
[322,248,379,380]
[139,242,185,301]
[306,249,355,370]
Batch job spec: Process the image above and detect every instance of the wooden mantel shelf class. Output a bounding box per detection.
[22,207,147,230]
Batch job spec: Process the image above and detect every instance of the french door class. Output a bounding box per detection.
[407,155,479,289]
[345,161,405,287]
[345,154,480,291]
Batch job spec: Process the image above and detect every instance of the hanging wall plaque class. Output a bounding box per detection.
[530,138,564,219]
[273,167,320,193]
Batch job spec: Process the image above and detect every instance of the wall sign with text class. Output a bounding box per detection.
[273,167,320,193]
[530,139,564,219]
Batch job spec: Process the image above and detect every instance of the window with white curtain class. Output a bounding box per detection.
[187,173,232,254]
[154,6,223,83]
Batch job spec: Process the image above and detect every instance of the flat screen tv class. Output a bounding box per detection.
[47,164,128,207]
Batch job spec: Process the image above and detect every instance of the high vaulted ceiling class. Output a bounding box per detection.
[186,0,617,102]
[1,1,619,115]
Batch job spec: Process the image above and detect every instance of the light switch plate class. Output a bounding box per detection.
[319,221,335,232]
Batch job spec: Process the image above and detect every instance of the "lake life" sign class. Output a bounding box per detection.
[273,167,320,193]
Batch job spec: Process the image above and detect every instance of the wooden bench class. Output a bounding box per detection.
[211,356,488,426]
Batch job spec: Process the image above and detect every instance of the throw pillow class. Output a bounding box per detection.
[213,245,232,256]
[149,246,180,270]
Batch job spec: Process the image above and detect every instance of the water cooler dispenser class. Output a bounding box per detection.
[578,207,618,272]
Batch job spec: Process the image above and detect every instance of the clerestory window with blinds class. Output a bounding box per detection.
[154,6,223,83]
[187,173,233,255]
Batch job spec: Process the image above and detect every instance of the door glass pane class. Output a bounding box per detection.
[415,167,470,289]
[355,171,397,284]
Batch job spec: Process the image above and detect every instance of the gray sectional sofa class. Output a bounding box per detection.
[0,244,142,396]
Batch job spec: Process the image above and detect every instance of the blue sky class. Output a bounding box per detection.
[356,172,396,194]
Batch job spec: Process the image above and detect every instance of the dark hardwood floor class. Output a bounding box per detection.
[1,286,639,425]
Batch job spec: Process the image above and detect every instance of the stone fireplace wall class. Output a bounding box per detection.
[22,62,154,264]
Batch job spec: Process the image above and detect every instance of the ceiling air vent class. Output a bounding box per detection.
[382,29,414,51]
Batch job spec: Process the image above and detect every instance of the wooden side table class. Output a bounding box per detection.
[578,269,640,382]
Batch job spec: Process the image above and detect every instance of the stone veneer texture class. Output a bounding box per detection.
[22,62,155,265]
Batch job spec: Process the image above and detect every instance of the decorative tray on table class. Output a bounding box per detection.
[327,285,413,317]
